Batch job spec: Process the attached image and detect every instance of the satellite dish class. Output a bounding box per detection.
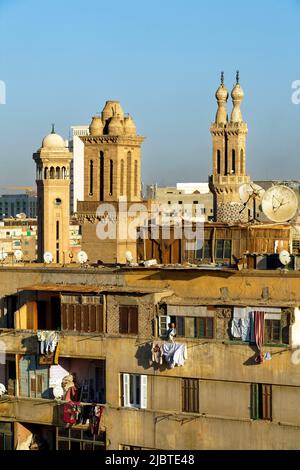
[279,250,291,266]
[53,385,64,400]
[77,250,88,264]
[14,250,23,261]
[262,185,298,222]
[0,251,8,262]
[43,252,53,264]
[239,183,265,204]
[125,250,133,263]
[16,213,27,220]
[0,383,6,396]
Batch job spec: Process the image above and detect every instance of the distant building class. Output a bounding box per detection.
[69,126,89,214]
[0,193,37,220]
[146,182,214,221]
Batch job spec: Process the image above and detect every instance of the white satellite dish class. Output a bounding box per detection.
[0,251,8,262]
[239,182,265,204]
[262,185,298,223]
[125,250,133,263]
[77,250,88,264]
[43,252,53,264]
[0,383,6,396]
[14,250,23,262]
[279,250,291,266]
[16,213,27,220]
[53,385,64,400]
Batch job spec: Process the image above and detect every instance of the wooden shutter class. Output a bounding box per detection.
[129,306,138,334]
[250,383,259,419]
[75,305,82,332]
[97,304,103,333]
[19,355,30,397]
[123,373,130,407]
[61,304,68,330]
[68,305,75,330]
[182,379,199,413]
[262,384,272,420]
[82,305,89,332]
[140,375,147,409]
[158,315,171,337]
[90,305,97,332]
[119,307,129,334]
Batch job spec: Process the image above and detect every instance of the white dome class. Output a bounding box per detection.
[42,132,65,149]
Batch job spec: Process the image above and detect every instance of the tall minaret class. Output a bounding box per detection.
[33,126,73,263]
[210,71,250,223]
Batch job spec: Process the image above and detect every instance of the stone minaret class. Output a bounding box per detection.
[210,72,250,223]
[33,126,73,263]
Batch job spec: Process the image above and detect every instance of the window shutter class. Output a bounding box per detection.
[97,304,104,333]
[75,305,82,332]
[158,315,171,337]
[119,307,129,334]
[129,306,138,334]
[140,375,147,409]
[82,305,89,332]
[251,383,259,420]
[61,304,67,330]
[262,384,272,421]
[123,373,130,407]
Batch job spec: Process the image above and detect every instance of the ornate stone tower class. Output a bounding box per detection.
[77,101,145,263]
[33,126,73,263]
[210,72,250,223]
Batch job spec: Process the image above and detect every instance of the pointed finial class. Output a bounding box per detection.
[51,123,55,134]
[236,70,240,84]
[221,71,224,85]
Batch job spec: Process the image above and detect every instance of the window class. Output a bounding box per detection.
[0,422,13,450]
[100,152,104,201]
[251,383,272,421]
[134,160,138,197]
[264,320,281,343]
[240,149,244,174]
[158,315,171,337]
[232,149,236,174]
[196,240,212,259]
[122,373,147,409]
[56,428,105,451]
[182,379,199,413]
[171,316,214,339]
[120,159,124,195]
[56,221,59,241]
[119,306,138,334]
[109,159,113,196]
[89,160,94,196]
[215,239,232,260]
[217,150,221,175]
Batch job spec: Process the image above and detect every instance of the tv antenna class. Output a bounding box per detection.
[239,182,265,222]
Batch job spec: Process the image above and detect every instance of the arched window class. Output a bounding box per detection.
[100,151,104,201]
[62,167,66,179]
[217,150,221,175]
[120,159,124,195]
[127,151,132,199]
[232,149,236,174]
[109,160,113,196]
[89,160,94,196]
[50,167,55,179]
[56,167,60,179]
[134,160,138,197]
[44,167,48,180]
[240,149,244,174]
[56,220,59,241]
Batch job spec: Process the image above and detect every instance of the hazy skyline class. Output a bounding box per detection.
[1,0,300,191]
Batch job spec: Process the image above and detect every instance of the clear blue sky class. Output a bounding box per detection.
[1,0,300,189]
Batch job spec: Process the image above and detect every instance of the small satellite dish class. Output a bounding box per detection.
[0,383,6,396]
[14,250,23,261]
[16,213,27,220]
[0,251,8,262]
[77,250,88,264]
[43,252,53,264]
[125,250,133,263]
[53,385,64,400]
[262,185,298,222]
[279,250,291,266]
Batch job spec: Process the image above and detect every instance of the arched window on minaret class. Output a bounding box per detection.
[109,159,113,196]
[100,152,104,201]
[89,160,94,196]
[62,167,66,179]
[50,167,55,179]
[56,167,60,179]
[44,167,48,180]
[120,159,124,195]
[217,150,221,175]
[240,149,244,174]
[232,150,236,174]
[127,151,132,200]
[134,160,138,197]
